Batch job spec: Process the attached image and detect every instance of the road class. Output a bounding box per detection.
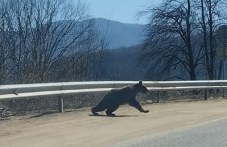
[114,117,227,147]
[1,99,227,147]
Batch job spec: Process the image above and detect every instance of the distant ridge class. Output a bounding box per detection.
[93,18,145,49]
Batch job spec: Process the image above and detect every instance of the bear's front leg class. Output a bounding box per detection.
[141,109,149,113]
[129,100,149,113]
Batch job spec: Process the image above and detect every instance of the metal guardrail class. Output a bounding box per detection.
[0,80,227,112]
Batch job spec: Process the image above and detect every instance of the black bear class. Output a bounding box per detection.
[91,81,150,116]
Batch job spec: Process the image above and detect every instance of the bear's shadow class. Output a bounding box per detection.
[89,114,139,117]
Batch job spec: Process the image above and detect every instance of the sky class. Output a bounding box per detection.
[78,0,162,24]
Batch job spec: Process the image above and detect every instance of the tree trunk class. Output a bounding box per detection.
[186,0,196,80]
[201,0,210,80]
[207,0,215,80]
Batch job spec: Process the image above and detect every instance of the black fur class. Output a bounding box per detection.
[91,81,150,116]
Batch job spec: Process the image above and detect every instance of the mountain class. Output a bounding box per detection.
[94,18,145,49]
[98,44,150,80]
[52,18,145,49]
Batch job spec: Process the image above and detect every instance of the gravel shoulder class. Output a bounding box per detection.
[1,99,227,147]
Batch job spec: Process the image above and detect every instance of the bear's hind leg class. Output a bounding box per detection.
[106,105,119,116]
[91,104,106,115]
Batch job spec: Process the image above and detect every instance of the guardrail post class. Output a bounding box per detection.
[204,89,207,100]
[58,96,64,113]
[157,91,160,103]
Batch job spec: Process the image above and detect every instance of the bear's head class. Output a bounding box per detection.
[135,81,150,94]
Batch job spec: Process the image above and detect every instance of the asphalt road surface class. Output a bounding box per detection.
[1,99,227,147]
[114,118,227,147]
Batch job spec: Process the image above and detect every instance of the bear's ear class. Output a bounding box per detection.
[139,80,142,86]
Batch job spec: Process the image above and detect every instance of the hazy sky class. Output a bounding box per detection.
[79,0,162,24]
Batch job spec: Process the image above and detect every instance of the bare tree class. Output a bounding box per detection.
[140,0,202,80]
[0,0,100,83]
[199,0,226,80]
[0,0,14,84]
[139,0,227,80]
[57,19,106,81]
